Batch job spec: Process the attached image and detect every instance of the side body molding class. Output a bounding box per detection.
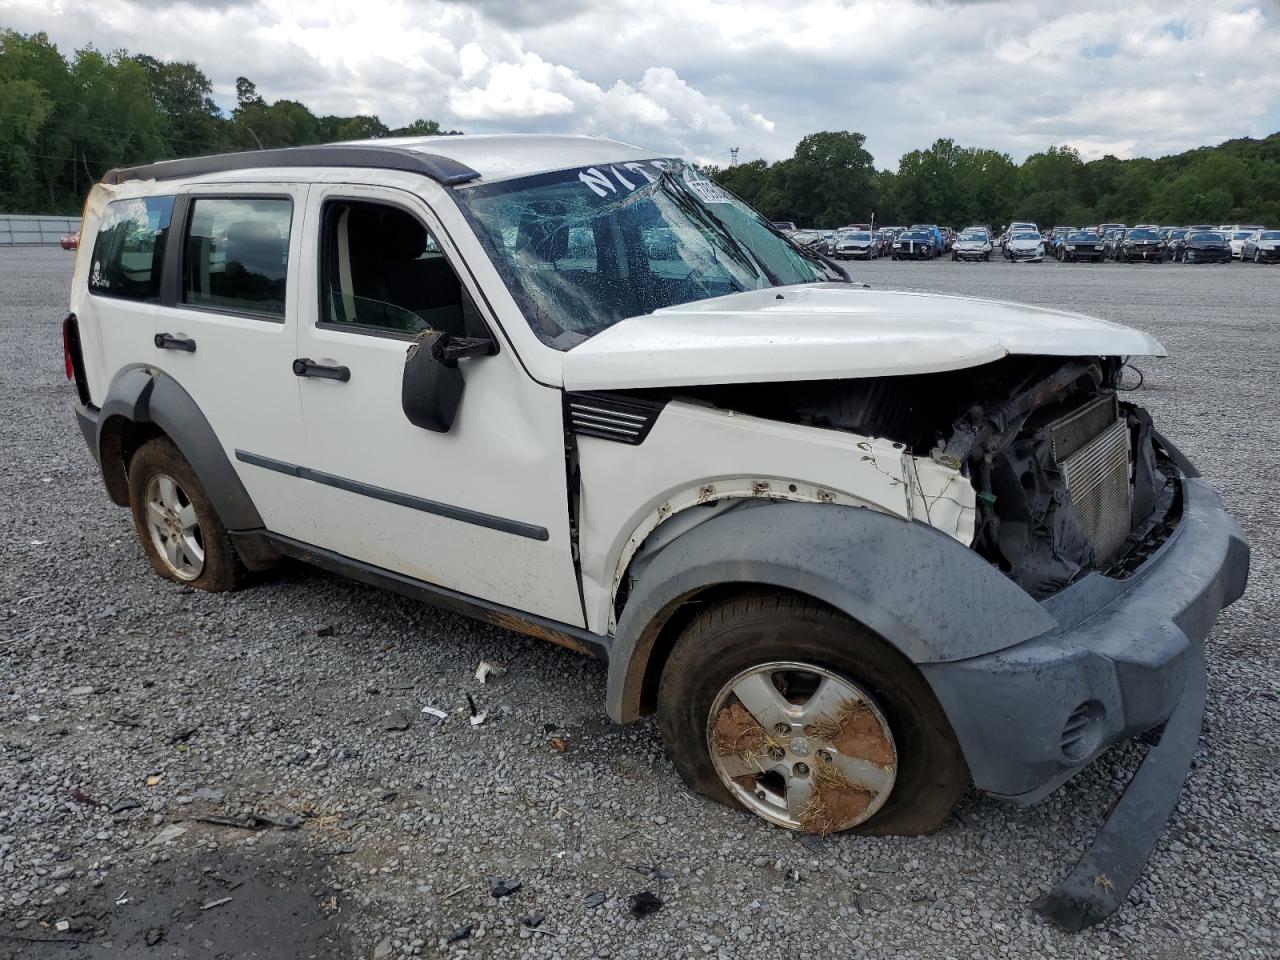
[606,502,1057,723]
[96,367,267,535]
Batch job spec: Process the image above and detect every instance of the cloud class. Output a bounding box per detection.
[1,0,1277,168]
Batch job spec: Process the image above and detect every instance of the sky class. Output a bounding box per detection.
[4,0,1279,169]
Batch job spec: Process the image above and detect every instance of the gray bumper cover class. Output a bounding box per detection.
[922,476,1248,929]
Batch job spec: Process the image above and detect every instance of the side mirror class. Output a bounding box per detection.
[401,331,495,433]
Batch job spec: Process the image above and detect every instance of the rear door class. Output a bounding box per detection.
[288,184,584,626]
[151,184,314,542]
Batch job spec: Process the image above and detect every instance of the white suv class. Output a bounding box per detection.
[64,136,1246,928]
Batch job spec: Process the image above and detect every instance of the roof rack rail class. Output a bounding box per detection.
[101,144,482,187]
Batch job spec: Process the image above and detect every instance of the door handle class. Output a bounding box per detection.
[293,358,350,382]
[154,333,196,353]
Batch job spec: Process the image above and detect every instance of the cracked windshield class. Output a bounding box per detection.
[457,160,838,348]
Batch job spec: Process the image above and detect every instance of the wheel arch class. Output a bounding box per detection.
[605,501,1057,723]
[94,367,277,568]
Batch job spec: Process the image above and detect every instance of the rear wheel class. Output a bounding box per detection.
[127,437,244,592]
[657,593,969,836]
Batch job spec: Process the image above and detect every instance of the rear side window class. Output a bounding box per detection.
[183,197,292,318]
[88,196,175,302]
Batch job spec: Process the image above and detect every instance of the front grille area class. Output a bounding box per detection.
[1059,418,1132,562]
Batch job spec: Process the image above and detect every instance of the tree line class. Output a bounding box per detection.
[3,29,1278,226]
[0,30,459,214]
[709,130,1280,230]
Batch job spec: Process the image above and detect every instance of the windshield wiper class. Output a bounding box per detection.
[657,170,781,287]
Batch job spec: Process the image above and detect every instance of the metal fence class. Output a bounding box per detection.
[0,215,80,245]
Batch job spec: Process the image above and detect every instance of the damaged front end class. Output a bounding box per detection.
[679,355,1178,601]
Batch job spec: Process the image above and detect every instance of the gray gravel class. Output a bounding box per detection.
[1,245,1277,958]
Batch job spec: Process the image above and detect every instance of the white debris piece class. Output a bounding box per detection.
[474,661,502,684]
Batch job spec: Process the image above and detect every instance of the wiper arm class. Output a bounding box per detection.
[658,170,781,287]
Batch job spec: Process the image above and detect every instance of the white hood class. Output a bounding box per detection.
[561,283,1165,390]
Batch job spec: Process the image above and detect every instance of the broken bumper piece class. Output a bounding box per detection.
[922,473,1248,929]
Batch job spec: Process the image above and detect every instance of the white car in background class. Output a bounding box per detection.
[833,230,877,260]
[951,230,992,261]
[1003,230,1044,262]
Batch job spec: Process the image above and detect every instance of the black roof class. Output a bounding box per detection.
[101,144,482,187]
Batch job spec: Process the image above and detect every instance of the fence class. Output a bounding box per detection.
[0,215,81,245]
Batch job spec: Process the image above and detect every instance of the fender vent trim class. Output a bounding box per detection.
[566,393,666,445]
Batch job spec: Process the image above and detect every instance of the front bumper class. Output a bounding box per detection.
[922,474,1248,803]
[1120,245,1165,260]
[1007,249,1043,261]
[1252,247,1280,262]
[1184,249,1232,263]
[893,245,931,259]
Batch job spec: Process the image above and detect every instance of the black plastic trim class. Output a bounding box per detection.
[566,392,666,445]
[234,450,550,541]
[102,145,481,187]
[1031,639,1206,931]
[239,531,607,658]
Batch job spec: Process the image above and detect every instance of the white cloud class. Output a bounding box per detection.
[1,0,1277,167]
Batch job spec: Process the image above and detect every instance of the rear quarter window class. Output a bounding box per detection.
[87,196,175,302]
[183,197,293,318]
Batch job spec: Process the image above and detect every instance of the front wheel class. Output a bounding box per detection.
[657,593,969,836]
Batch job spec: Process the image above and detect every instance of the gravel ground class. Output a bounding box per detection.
[1,245,1277,959]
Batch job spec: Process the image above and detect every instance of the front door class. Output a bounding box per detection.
[290,185,584,626]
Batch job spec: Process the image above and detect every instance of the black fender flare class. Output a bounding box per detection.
[96,367,265,534]
[605,502,1056,723]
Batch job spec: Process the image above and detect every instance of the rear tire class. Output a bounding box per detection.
[127,436,244,592]
[657,592,970,836]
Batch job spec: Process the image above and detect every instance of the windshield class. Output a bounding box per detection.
[1012,232,1040,241]
[1233,231,1252,239]
[899,231,927,240]
[841,232,872,241]
[1067,232,1096,241]
[1262,231,1280,240]
[1189,232,1223,242]
[958,232,986,242]
[1127,229,1159,240]
[456,160,835,347]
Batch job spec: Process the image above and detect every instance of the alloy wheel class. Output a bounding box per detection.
[143,473,205,581]
[706,661,897,834]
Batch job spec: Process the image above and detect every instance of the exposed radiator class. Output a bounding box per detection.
[1057,416,1132,562]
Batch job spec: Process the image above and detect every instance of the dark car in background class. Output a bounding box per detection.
[1058,230,1105,262]
[1241,229,1280,263]
[892,229,934,260]
[1114,227,1167,263]
[1179,230,1233,264]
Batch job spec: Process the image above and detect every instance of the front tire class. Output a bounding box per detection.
[127,437,244,592]
[657,592,969,836]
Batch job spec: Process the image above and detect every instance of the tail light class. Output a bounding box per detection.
[63,313,91,406]
[62,315,75,380]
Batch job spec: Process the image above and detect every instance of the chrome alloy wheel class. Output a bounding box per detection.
[707,662,897,833]
[143,473,205,581]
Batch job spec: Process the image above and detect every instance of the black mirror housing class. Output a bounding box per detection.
[402,333,465,433]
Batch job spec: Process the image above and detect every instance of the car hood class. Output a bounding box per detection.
[560,283,1165,390]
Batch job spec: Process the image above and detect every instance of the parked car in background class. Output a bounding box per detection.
[1059,231,1105,262]
[1179,230,1233,263]
[771,221,798,233]
[1241,229,1280,263]
[1098,223,1125,236]
[910,224,944,257]
[790,229,823,249]
[951,230,992,261]
[833,230,878,260]
[891,229,934,259]
[1004,230,1044,262]
[1227,230,1255,260]
[1114,227,1167,263]
[1164,229,1188,260]
[874,229,895,256]
[60,231,80,250]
